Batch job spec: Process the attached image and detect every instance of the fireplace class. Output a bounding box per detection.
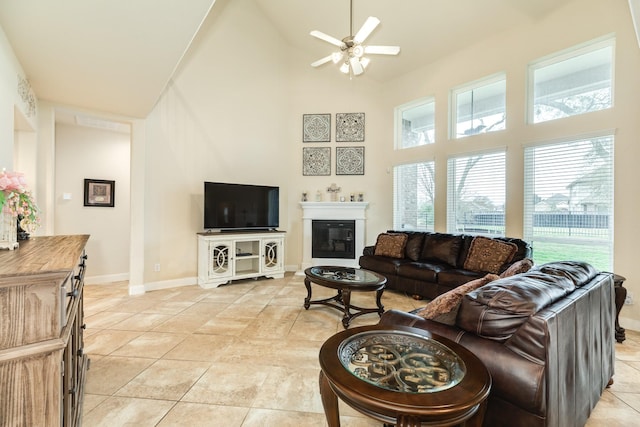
[299,201,369,270]
[312,220,355,259]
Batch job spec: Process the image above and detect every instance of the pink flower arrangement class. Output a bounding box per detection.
[0,170,40,232]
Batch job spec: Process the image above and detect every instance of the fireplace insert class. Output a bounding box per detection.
[312,220,355,259]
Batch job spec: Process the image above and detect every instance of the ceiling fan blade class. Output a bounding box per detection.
[364,45,400,55]
[310,30,346,48]
[311,55,334,67]
[353,16,380,44]
[350,56,364,75]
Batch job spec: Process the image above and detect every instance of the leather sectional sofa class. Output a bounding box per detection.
[359,231,532,299]
[379,261,615,427]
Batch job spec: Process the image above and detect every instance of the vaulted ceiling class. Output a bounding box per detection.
[2,0,625,120]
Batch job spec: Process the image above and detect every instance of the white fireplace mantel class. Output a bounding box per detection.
[299,201,369,271]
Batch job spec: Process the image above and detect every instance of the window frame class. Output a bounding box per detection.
[527,35,615,124]
[394,96,436,150]
[449,73,507,140]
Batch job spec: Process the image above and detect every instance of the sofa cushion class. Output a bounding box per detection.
[463,236,518,274]
[404,233,425,261]
[414,273,499,325]
[358,255,407,276]
[421,233,462,267]
[534,260,599,287]
[457,271,576,341]
[499,258,534,278]
[374,233,408,258]
[437,268,485,287]
[396,261,444,283]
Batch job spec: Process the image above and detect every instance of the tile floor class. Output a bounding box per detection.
[82,273,640,426]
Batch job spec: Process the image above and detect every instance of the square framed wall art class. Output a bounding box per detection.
[336,112,365,142]
[84,179,115,207]
[336,146,365,175]
[303,113,331,142]
[303,147,331,176]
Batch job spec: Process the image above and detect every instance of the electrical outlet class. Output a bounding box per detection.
[154,263,160,272]
[625,292,633,305]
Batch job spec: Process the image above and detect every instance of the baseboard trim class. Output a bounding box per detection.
[85,273,129,285]
[619,315,640,333]
[144,276,198,292]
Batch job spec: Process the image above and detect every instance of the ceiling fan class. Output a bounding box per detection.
[310,0,400,76]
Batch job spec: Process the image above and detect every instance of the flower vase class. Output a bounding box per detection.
[0,207,19,250]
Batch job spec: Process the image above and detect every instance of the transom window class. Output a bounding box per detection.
[447,151,506,235]
[523,135,614,270]
[395,97,436,149]
[393,162,435,231]
[528,36,614,124]
[451,74,506,139]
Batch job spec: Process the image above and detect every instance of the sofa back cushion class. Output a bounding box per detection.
[404,232,425,261]
[457,270,576,341]
[421,233,462,267]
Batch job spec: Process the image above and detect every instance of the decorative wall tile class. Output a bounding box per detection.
[303,147,331,176]
[336,112,365,142]
[303,113,331,142]
[336,146,364,175]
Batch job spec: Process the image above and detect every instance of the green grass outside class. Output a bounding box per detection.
[531,241,611,271]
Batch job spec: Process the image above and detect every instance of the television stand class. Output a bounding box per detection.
[197,230,286,288]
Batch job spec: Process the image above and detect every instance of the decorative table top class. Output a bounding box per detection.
[338,330,466,393]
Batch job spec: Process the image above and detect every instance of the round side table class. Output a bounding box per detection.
[319,324,492,427]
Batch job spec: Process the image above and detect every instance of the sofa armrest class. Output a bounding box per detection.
[362,245,375,256]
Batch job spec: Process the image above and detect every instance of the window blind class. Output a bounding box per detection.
[523,136,614,270]
[447,151,506,235]
[393,162,435,231]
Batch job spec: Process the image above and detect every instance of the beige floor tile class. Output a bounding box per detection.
[84,329,142,355]
[142,300,196,315]
[85,356,156,395]
[111,312,174,331]
[82,396,175,427]
[252,366,324,413]
[84,310,134,329]
[157,402,249,427]
[608,360,640,393]
[82,393,108,414]
[152,313,215,334]
[182,362,271,406]
[115,359,210,400]
[288,310,345,342]
[611,391,640,412]
[216,303,266,319]
[178,301,232,316]
[241,408,327,427]
[111,331,188,358]
[195,316,253,336]
[162,334,237,361]
[586,391,640,426]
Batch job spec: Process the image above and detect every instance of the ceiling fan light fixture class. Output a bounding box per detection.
[310,0,400,77]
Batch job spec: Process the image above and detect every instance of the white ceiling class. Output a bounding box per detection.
[0,0,604,120]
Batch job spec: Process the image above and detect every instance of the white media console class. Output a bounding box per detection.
[197,230,285,288]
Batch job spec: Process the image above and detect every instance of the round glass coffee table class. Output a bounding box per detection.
[319,324,492,426]
[304,266,387,328]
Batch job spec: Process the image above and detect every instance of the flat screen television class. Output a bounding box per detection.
[204,182,279,231]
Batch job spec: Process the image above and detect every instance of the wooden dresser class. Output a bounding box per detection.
[0,235,89,427]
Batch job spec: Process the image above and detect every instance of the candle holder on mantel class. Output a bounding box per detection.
[327,183,341,202]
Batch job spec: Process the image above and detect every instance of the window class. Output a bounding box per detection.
[523,135,614,270]
[447,151,506,235]
[529,36,614,124]
[451,74,506,139]
[393,162,435,231]
[395,97,435,149]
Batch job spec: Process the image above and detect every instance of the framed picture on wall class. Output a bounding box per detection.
[84,179,115,207]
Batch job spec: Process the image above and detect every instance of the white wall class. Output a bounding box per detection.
[142,0,289,284]
[54,123,131,281]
